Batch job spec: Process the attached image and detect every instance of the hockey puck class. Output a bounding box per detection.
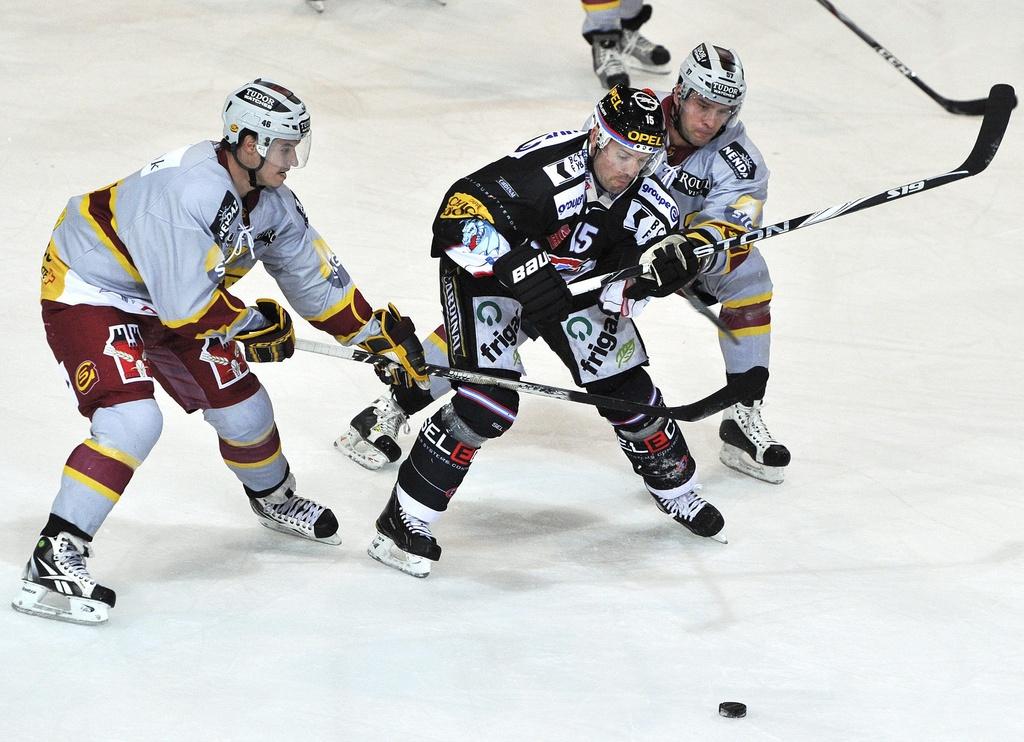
[718,701,746,718]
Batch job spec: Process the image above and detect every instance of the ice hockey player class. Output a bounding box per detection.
[339,42,790,486]
[366,85,728,579]
[655,42,790,484]
[12,78,427,624]
[582,1,671,88]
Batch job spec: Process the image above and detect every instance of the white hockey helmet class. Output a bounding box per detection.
[222,78,312,168]
[677,42,746,116]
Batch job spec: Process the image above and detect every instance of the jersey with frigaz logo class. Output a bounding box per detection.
[655,93,770,275]
[40,141,378,344]
[430,130,678,283]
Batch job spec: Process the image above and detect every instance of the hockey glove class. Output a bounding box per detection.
[624,233,707,300]
[492,246,572,324]
[358,304,430,389]
[235,298,295,362]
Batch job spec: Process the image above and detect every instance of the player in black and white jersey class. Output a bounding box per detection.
[365,86,726,578]
[342,44,790,486]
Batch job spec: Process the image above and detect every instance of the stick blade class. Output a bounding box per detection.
[960,84,1016,174]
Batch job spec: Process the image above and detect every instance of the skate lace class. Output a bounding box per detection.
[656,487,706,521]
[272,495,324,528]
[739,401,778,448]
[593,40,626,77]
[56,536,96,585]
[621,29,657,60]
[373,398,410,439]
[400,508,434,540]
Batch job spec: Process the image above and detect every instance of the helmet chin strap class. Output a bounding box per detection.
[229,144,265,191]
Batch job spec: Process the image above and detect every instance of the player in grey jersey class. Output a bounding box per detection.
[11,79,427,625]
[652,41,791,484]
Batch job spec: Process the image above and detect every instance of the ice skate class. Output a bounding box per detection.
[249,473,341,545]
[368,488,441,578]
[719,400,790,484]
[649,486,727,543]
[621,28,671,74]
[12,533,116,625]
[590,32,630,89]
[305,0,325,13]
[334,395,409,471]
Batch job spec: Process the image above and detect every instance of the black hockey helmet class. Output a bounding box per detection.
[592,85,667,175]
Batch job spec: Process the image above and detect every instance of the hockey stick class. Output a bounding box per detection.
[295,338,766,422]
[814,0,1012,116]
[569,84,1015,292]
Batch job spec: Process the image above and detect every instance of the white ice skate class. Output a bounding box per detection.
[12,533,115,625]
[334,395,409,471]
[719,400,790,484]
[590,32,630,89]
[306,0,325,13]
[249,473,342,545]
[621,28,672,74]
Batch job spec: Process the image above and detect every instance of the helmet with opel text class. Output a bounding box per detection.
[677,42,746,118]
[591,85,667,176]
[222,78,312,168]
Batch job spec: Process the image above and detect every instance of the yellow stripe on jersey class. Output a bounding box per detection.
[62,466,121,503]
[83,439,142,470]
[163,288,248,336]
[307,285,371,328]
[79,183,144,283]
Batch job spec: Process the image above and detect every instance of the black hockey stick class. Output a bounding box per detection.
[814,0,1014,116]
[570,84,1015,291]
[294,338,766,422]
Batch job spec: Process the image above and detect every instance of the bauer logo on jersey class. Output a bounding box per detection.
[554,184,586,217]
[103,324,150,384]
[200,338,249,389]
[719,143,757,180]
[543,151,587,186]
[440,192,495,223]
[674,170,711,198]
[210,192,240,246]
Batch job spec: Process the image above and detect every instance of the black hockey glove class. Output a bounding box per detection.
[235,298,295,362]
[492,246,572,324]
[624,233,707,300]
[358,304,430,389]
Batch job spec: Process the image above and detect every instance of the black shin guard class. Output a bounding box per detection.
[397,403,489,513]
[615,414,695,491]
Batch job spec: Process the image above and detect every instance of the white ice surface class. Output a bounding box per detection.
[1,1,1022,740]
